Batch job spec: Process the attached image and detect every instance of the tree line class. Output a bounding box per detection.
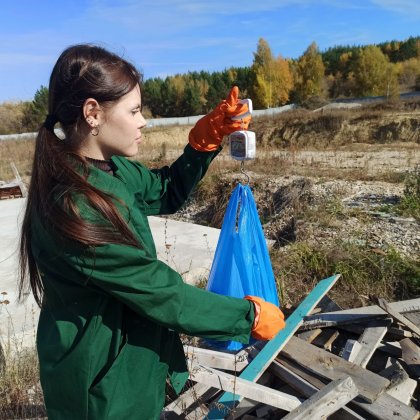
[1,36,420,133]
[143,36,420,117]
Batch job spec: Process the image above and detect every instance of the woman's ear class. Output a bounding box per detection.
[83,98,103,127]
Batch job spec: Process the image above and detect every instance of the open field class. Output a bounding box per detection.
[0,103,419,418]
[1,108,418,306]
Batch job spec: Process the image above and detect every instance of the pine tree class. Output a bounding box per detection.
[143,78,164,117]
[22,85,49,131]
[182,80,202,116]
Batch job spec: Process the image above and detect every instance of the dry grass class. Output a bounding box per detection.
[1,101,419,183]
[0,346,45,419]
[272,241,420,310]
[251,101,420,149]
[0,105,419,417]
[0,298,46,419]
[193,165,420,310]
[0,138,35,182]
[0,102,29,135]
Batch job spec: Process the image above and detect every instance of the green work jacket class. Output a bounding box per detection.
[32,145,254,420]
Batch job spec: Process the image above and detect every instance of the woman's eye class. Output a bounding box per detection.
[132,108,140,115]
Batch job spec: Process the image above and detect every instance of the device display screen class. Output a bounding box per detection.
[231,139,246,157]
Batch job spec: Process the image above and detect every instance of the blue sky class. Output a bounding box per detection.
[1,0,419,102]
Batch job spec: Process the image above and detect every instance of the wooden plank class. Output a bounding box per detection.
[353,323,388,368]
[302,311,384,330]
[387,377,417,405]
[224,372,274,420]
[207,274,340,418]
[377,341,402,358]
[10,162,27,198]
[270,360,364,420]
[351,392,420,420]
[297,328,322,343]
[0,183,22,199]
[186,395,261,420]
[379,359,409,386]
[224,398,260,420]
[342,339,362,363]
[184,345,249,371]
[282,376,358,420]
[338,319,394,335]
[378,299,420,337]
[163,382,216,415]
[255,404,280,418]
[275,357,329,390]
[276,352,419,420]
[405,311,420,327]
[282,337,390,403]
[270,359,320,396]
[174,347,252,417]
[312,329,339,351]
[189,364,302,413]
[167,347,248,415]
[400,338,420,378]
[318,295,342,312]
[310,296,342,315]
[302,298,420,330]
[185,404,209,419]
[387,326,413,339]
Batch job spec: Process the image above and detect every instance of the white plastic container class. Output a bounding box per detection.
[229,130,256,161]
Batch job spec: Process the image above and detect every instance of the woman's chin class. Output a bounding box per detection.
[127,144,140,157]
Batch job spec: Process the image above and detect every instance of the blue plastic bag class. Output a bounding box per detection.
[206,183,279,350]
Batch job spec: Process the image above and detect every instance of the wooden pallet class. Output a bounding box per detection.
[0,162,27,199]
[163,293,420,419]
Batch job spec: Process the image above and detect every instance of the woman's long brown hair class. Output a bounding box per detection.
[19,45,142,307]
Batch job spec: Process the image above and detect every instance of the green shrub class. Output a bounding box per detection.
[396,166,420,219]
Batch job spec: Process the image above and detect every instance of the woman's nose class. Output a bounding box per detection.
[138,113,147,129]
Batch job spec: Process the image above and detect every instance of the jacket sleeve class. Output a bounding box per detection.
[116,144,221,215]
[61,241,254,343]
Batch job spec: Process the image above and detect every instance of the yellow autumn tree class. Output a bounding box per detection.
[170,75,186,108]
[354,45,399,97]
[293,42,325,103]
[251,38,293,108]
[399,57,420,90]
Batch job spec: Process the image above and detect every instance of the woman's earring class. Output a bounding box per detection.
[91,125,100,136]
[87,118,100,136]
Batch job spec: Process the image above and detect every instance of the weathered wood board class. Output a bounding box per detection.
[206,274,340,419]
[282,336,390,403]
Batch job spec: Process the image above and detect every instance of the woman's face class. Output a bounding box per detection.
[84,84,147,160]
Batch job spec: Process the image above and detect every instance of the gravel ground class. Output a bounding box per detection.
[169,173,419,261]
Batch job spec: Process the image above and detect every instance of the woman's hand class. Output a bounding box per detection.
[188,86,252,152]
[245,295,286,341]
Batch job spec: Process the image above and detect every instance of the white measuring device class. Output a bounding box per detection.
[229,99,256,161]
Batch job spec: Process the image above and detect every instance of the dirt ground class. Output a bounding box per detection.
[140,122,419,176]
[139,119,420,276]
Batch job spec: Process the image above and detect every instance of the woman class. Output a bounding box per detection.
[19,44,285,419]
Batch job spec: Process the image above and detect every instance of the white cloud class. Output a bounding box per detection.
[129,35,240,51]
[371,0,420,18]
[85,0,365,34]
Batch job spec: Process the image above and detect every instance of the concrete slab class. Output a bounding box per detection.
[0,198,220,348]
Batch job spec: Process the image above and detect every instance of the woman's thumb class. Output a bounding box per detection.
[225,86,239,107]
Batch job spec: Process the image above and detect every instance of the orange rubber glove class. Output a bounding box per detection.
[245,295,286,341]
[189,86,252,152]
